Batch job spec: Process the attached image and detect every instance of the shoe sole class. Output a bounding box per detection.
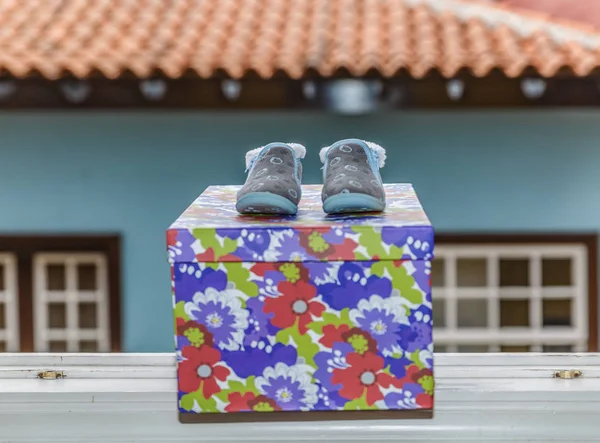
[323,193,385,215]
[236,192,298,215]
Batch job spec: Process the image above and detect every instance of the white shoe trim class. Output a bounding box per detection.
[245,143,306,169]
[319,140,386,168]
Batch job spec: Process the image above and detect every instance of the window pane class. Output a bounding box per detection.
[48,303,66,328]
[78,303,97,329]
[0,341,5,352]
[542,259,572,286]
[500,299,530,327]
[431,258,445,287]
[457,259,487,287]
[49,341,67,352]
[435,345,448,352]
[542,299,571,326]
[543,345,573,352]
[499,259,529,286]
[0,303,4,330]
[501,345,530,352]
[77,264,97,290]
[47,264,66,290]
[432,298,446,327]
[457,299,488,327]
[79,340,98,352]
[0,264,4,290]
[457,345,489,352]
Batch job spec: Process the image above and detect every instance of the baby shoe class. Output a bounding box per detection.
[236,142,306,215]
[320,139,386,214]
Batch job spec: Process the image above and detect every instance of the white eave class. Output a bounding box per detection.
[0,353,599,442]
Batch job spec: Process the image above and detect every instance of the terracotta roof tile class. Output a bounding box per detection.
[2,0,600,79]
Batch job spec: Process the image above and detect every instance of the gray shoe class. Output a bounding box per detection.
[236,142,306,215]
[319,139,386,214]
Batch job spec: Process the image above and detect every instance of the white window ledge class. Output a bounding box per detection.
[0,353,599,442]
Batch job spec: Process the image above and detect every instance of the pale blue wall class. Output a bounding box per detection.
[0,110,598,351]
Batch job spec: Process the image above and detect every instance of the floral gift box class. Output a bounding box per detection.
[167,184,435,421]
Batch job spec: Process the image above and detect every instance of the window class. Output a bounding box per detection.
[433,234,597,353]
[0,253,19,352]
[0,236,121,352]
[33,253,111,352]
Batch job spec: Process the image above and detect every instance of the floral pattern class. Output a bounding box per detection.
[174,260,434,414]
[171,183,434,415]
[167,184,434,263]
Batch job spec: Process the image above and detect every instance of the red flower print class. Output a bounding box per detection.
[278,263,309,283]
[225,392,256,412]
[410,367,433,383]
[196,248,215,262]
[263,280,325,334]
[221,254,242,262]
[250,263,277,276]
[416,393,433,409]
[331,352,396,406]
[178,345,230,397]
[177,321,215,348]
[319,324,350,348]
[341,327,378,355]
[167,230,178,247]
[224,391,281,412]
[327,238,358,260]
[298,230,335,259]
[247,395,281,412]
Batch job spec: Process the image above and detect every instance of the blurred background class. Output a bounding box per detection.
[0,0,598,354]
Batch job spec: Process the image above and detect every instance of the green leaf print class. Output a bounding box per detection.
[192,228,238,260]
[225,263,259,297]
[371,262,423,305]
[180,393,195,411]
[352,226,387,259]
[307,309,352,335]
[343,395,378,411]
[174,301,189,322]
[410,350,424,369]
[180,391,219,412]
[276,323,319,368]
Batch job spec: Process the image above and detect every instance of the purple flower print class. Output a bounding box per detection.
[184,287,249,351]
[168,229,197,261]
[349,294,408,355]
[314,385,346,411]
[397,306,433,353]
[381,227,434,260]
[304,262,335,283]
[406,232,433,260]
[256,270,286,298]
[241,229,272,257]
[322,227,353,245]
[174,265,227,302]
[222,343,297,378]
[381,227,408,247]
[244,297,279,345]
[314,342,353,392]
[411,260,431,293]
[277,231,308,261]
[255,363,318,411]
[384,353,414,379]
[216,229,242,240]
[384,383,425,409]
[319,263,392,310]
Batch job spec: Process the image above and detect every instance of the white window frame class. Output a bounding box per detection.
[0,253,19,351]
[433,244,588,352]
[33,253,110,352]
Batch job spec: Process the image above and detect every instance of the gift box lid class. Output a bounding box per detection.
[167,184,433,263]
